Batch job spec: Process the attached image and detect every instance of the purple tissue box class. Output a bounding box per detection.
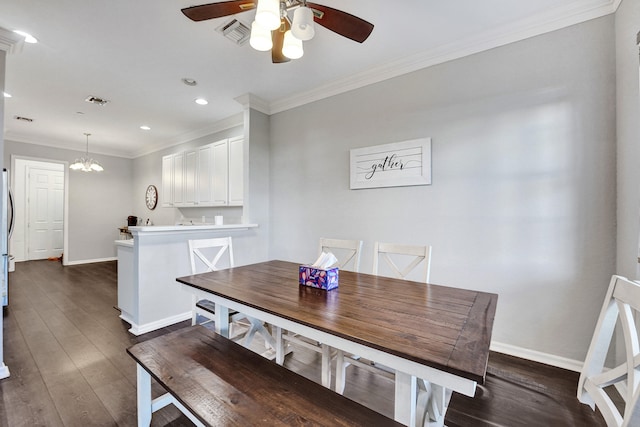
[299,265,339,290]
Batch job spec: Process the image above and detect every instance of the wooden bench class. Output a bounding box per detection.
[127,325,402,427]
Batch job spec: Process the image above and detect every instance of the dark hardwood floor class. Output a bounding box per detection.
[0,260,611,426]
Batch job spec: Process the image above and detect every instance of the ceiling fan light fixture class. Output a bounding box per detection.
[250,20,273,51]
[255,0,281,31]
[282,30,303,59]
[291,6,315,41]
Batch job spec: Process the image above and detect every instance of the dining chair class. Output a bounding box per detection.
[578,275,640,427]
[334,241,433,392]
[277,237,363,389]
[188,237,276,353]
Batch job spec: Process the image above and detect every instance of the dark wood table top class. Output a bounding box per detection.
[177,260,498,384]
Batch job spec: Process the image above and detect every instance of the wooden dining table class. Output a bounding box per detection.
[176,260,498,427]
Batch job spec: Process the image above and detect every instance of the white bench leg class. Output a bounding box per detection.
[137,364,152,427]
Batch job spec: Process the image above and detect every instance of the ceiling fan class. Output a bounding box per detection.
[181,0,374,63]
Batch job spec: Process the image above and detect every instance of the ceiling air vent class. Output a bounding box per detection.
[85,95,109,106]
[14,115,33,122]
[217,19,251,45]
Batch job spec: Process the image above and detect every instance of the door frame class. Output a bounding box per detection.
[10,155,69,266]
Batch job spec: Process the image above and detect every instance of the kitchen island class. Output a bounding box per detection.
[115,223,258,335]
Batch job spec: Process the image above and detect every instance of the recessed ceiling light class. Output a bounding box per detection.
[195,98,208,105]
[13,30,37,44]
[3,92,11,98]
[140,125,151,131]
[181,78,197,86]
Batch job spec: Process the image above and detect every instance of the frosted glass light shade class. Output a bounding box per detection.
[291,6,315,41]
[282,30,303,59]
[255,0,281,31]
[250,20,273,51]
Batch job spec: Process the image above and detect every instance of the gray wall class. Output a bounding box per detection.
[268,16,617,362]
[615,0,640,279]
[4,140,133,263]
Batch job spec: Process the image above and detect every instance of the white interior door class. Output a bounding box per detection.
[27,167,64,260]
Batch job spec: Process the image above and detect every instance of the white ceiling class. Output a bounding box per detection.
[0,0,617,159]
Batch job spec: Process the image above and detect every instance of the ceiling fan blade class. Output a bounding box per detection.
[181,1,256,22]
[272,18,291,64]
[306,2,373,43]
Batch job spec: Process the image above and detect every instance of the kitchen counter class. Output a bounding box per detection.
[128,223,257,236]
[115,222,260,335]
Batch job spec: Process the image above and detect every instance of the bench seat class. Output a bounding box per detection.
[127,325,401,426]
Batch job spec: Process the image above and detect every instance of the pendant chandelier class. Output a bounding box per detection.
[70,133,104,172]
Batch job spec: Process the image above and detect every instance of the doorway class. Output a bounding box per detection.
[11,158,67,263]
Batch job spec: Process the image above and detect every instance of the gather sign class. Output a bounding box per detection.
[350,138,431,189]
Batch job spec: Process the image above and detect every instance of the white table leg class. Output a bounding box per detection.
[395,371,417,426]
[415,380,450,427]
[136,364,152,427]
[321,343,331,388]
[214,305,230,337]
[275,327,284,364]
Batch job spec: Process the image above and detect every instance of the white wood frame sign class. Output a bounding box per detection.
[350,138,431,189]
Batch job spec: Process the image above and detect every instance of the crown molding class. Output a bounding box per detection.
[0,27,23,53]
[131,112,245,158]
[4,112,245,159]
[234,93,270,115]
[270,0,618,115]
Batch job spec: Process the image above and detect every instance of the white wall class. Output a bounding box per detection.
[615,0,640,279]
[269,16,617,362]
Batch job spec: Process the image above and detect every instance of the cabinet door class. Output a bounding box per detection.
[197,144,213,205]
[211,140,228,205]
[184,149,198,206]
[228,137,244,206]
[161,155,173,207]
[172,152,185,206]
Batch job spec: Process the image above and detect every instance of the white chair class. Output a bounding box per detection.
[318,238,363,272]
[373,241,432,283]
[188,237,276,354]
[335,242,432,387]
[277,238,363,388]
[578,275,640,427]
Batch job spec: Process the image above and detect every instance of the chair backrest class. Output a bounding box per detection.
[373,242,432,283]
[318,238,363,272]
[188,237,235,275]
[578,275,640,427]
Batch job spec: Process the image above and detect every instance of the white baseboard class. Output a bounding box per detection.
[490,341,584,373]
[0,363,10,379]
[64,257,117,266]
[123,312,192,336]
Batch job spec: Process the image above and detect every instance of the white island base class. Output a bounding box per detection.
[116,223,258,335]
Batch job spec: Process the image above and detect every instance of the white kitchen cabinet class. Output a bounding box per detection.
[211,139,229,206]
[183,149,198,206]
[196,144,213,205]
[172,152,185,206]
[228,136,244,206]
[161,137,244,208]
[161,155,173,207]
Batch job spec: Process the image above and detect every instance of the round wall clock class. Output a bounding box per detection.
[145,185,158,210]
